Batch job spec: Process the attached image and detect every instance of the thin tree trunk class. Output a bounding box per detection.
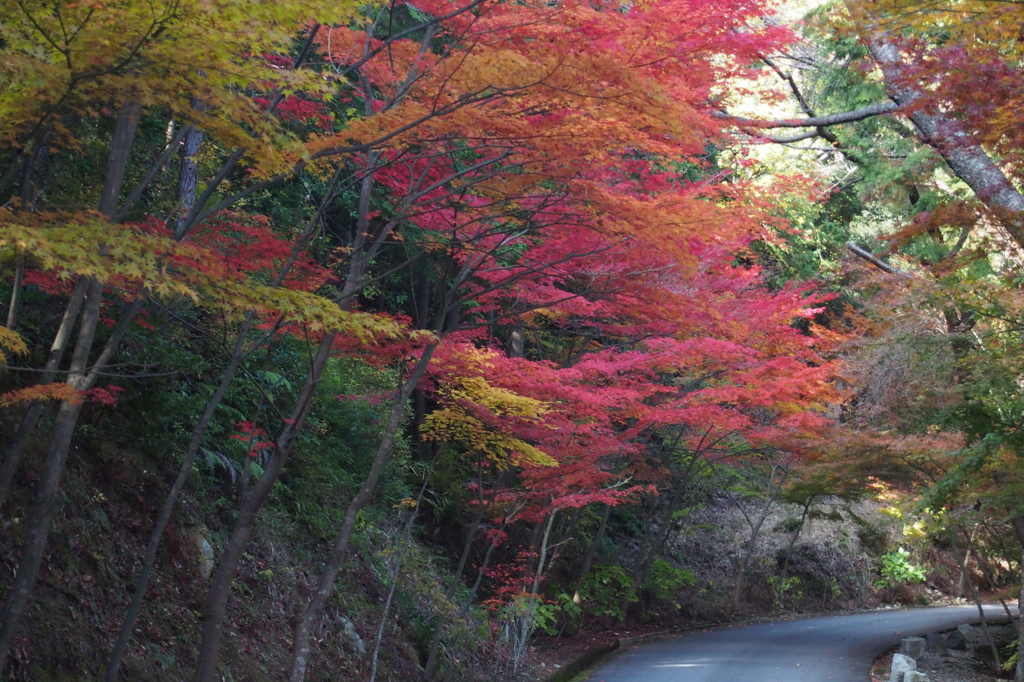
[103,314,252,682]
[0,98,141,661]
[574,503,611,604]
[951,527,1001,671]
[107,154,344,678]
[6,260,23,329]
[369,447,444,682]
[193,153,385,682]
[0,277,103,664]
[0,147,32,199]
[724,460,789,613]
[732,513,769,612]
[447,499,490,603]
[422,494,490,679]
[104,175,342,682]
[0,277,88,511]
[982,521,1017,573]
[0,96,139,511]
[621,448,701,612]
[573,497,610,602]
[508,321,525,358]
[957,546,973,597]
[287,346,438,682]
[1008,515,1024,682]
[174,112,204,235]
[961,526,1018,629]
[99,102,142,218]
[543,507,582,589]
[513,511,557,671]
[17,136,44,208]
[420,531,503,680]
[412,388,429,460]
[782,503,811,578]
[620,485,683,615]
[631,496,658,573]
[526,518,547,576]
[192,330,338,682]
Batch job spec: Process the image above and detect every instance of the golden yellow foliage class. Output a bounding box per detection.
[0,215,406,342]
[0,325,28,365]
[421,347,556,468]
[0,0,365,178]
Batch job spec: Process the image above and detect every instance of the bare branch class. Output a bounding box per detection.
[846,242,912,277]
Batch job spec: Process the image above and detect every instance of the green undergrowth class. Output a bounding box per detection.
[0,348,493,681]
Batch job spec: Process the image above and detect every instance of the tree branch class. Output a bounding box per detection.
[846,242,912,277]
[716,101,900,130]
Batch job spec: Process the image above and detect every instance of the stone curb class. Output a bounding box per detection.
[541,642,620,682]
[541,604,999,682]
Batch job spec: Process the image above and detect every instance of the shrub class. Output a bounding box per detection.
[875,548,926,588]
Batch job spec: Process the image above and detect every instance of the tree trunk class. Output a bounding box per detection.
[369,447,444,682]
[422,494,489,680]
[0,96,140,509]
[99,102,142,218]
[574,502,611,604]
[731,513,768,613]
[508,322,525,358]
[287,346,438,682]
[421,532,502,680]
[0,277,88,512]
[543,507,582,590]
[781,503,811,578]
[104,314,252,682]
[191,331,337,682]
[1009,515,1024,682]
[0,98,141,661]
[620,485,683,615]
[951,527,1001,672]
[723,459,789,613]
[512,511,557,671]
[412,388,430,460]
[0,277,103,664]
[862,36,1024,250]
[957,547,973,597]
[174,113,204,235]
[104,173,341,676]
[526,518,547,576]
[630,495,658,572]
[194,154,388,682]
[6,260,23,329]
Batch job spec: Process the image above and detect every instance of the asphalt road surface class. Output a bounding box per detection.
[589,605,1015,681]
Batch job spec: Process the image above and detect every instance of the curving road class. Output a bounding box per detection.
[589,605,1015,681]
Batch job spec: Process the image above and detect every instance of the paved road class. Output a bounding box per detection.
[589,605,1015,681]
